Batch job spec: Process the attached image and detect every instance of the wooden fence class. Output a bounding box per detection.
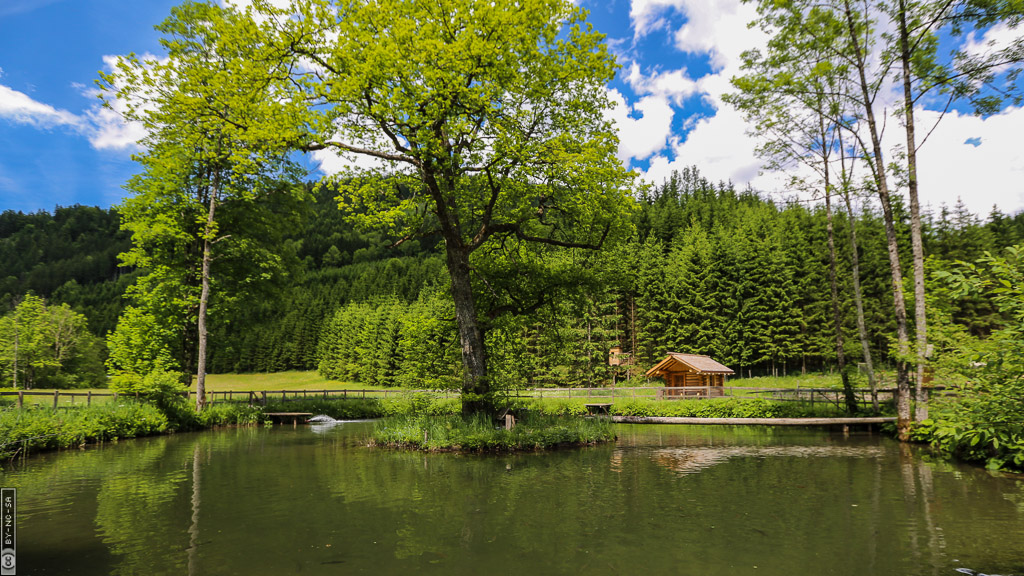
[1,386,944,411]
[0,388,457,409]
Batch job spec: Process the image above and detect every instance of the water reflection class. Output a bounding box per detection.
[2,424,1023,576]
[647,445,886,475]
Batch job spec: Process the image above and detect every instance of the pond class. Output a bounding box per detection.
[3,422,1023,575]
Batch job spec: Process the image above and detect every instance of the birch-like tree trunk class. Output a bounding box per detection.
[897,0,929,421]
[842,0,912,438]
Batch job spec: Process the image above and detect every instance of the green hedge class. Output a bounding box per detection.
[609,397,843,418]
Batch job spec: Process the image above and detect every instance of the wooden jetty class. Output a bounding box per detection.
[613,416,896,427]
[264,412,314,427]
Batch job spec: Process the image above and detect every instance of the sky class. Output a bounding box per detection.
[1,0,1023,218]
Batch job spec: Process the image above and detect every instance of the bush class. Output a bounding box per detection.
[109,369,188,414]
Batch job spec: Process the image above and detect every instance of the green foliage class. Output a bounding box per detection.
[0,402,169,458]
[371,413,616,452]
[915,246,1024,471]
[6,174,1024,397]
[610,398,843,419]
[0,206,133,336]
[0,294,106,389]
[317,290,462,389]
[101,1,308,381]
[108,368,188,413]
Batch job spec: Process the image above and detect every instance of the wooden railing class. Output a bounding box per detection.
[0,385,945,410]
[0,388,457,409]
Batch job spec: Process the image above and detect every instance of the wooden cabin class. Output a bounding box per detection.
[645,353,735,398]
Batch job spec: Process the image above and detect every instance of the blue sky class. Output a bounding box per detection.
[2,0,1023,217]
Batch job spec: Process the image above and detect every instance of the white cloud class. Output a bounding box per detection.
[623,62,697,104]
[622,0,771,191]
[311,147,396,175]
[964,21,1024,74]
[909,106,1024,216]
[0,54,155,152]
[628,0,762,71]
[85,103,146,151]
[644,104,764,189]
[81,54,164,151]
[0,84,84,130]
[670,0,760,71]
[606,89,676,163]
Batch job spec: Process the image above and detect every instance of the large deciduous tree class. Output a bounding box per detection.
[259,0,635,415]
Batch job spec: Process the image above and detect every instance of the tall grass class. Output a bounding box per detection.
[0,402,169,459]
[372,413,616,452]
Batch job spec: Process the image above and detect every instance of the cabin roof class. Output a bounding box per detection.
[645,353,735,377]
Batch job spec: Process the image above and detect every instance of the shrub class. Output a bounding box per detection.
[109,369,188,414]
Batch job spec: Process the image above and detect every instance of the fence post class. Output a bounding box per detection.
[87,391,92,406]
[261,391,268,406]
[53,390,60,410]
[17,391,23,409]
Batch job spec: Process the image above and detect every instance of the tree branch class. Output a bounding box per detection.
[303,141,421,167]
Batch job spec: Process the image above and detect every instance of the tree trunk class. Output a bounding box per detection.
[898,0,929,422]
[825,186,856,414]
[443,237,491,416]
[843,0,912,438]
[195,189,218,412]
[842,189,879,412]
[11,317,18,390]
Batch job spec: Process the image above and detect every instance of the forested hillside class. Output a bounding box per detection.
[0,206,135,337]
[2,167,1022,388]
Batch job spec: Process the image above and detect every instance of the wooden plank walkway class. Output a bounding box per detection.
[612,416,896,426]
[264,412,313,427]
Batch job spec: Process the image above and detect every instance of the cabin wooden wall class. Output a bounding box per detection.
[665,371,726,388]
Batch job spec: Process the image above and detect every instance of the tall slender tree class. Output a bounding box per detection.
[102,2,306,409]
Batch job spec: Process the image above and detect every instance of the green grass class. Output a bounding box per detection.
[195,370,365,391]
[728,373,845,389]
[0,371,388,407]
[372,413,616,452]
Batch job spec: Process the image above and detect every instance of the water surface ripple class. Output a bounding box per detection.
[3,422,1023,575]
